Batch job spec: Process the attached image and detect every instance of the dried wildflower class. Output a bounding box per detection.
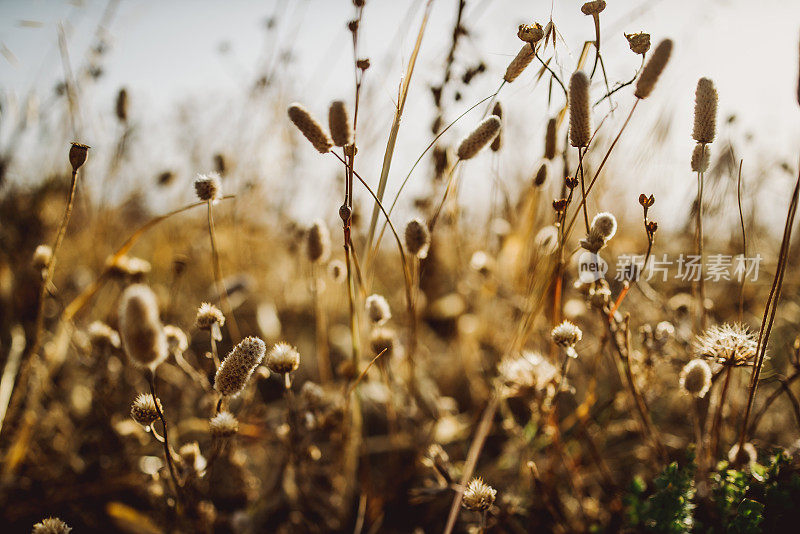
[194,172,222,202]
[328,100,353,147]
[625,32,651,55]
[306,220,331,263]
[581,0,606,15]
[692,77,718,144]
[87,320,120,351]
[196,302,225,331]
[266,341,300,374]
[551,320,582,349]
[370,327,397,359]
[69,142,89,172]
[503,44,536,83]
[118,284,168,370]
[569,71,591,148]
[680,359,712,398]
[498,351,558,397]
[404,218,431,259]
[462,477,496,511]
[210,411,239,438]
[634,39,673,99]
[215,336,267,396]
[457,116,501,160]
[356,58,370,70]
[131,393,162,427]
[517,23,544,44]
[32,517,72,534]
[691,143,710,173]
[655,321,675,341]
[490,102,503,152]
[32,244,52,270]
[287,103,333,153]
[694,323,758,367]
[328,259,346,283]
[164,325,188,354]
[365,294,392,325]
[544,118,557,160]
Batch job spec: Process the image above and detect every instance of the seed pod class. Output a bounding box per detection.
[115,87,128,122]
[131,393,162,427]
[544,118,557,159]
[366,294,392,325]
[692,77,718,144]
[625,32,651,55]
[194,172,222,202]
[306,220,331,263]
[457,116,501,160]
[462,477,496,512]
[328,100,353,147]
[69,142,89,172]
[32,244,52,270]
[118,284,168,370]
[503,44,535,83]
[266,341,300,374]
[569,71,591,148]
[634,39,673,99]
[534,162,549,186]
[517,23,544,44]
[581,1,606,15]
[404,217,431,259]
[287,103,333,153]
[490,102,503,152]
[214,336,267,396]
[691,143,710,173]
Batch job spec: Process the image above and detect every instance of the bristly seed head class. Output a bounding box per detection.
[457,116,502,160]
[503,44,536,83]
[328,100,353,147]
[462,477,497,511]
[694,323,758,367]
[266,341,300,374]
[194,172,222,202]
[365,294,392,325]
[692,77,718,144]
[196,302,225,330]
[32,517,72,534]
[691,143,710,173]
[131,393,162,427]
[404,218,431,259]
[210,411,239,438]
[569,71,591,148]
[118,284,168,370]
[214,336,267,396]
[634,39,673,99]
[551,320,583,349]
[306,220,331,263]
[680,359,712,398]
[288,103,333,153]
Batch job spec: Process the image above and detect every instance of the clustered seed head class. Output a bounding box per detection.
[164,324,188,354]
[691,143,710,173]
[194,172,222,202]
[694,323,758,367]
[32,517,72,534]
[131,393,162,427]
[32,244,52,270]
[544,118,557,160]
[370,327,397,359]
[196,302,225,330]
[266,341,300,374]
[457,116,502,160]
[328,100,353,147]
[215,336,267,396]
[88,320,121,351]
[680,359,712,398]
[692,77,718,144]
[581,0,606,16]
[551,320,583,348]
[503,44,536,83]
[634,39,673,99]
[462,477,497,512]
[118,284,168,370]
[517,22,544,44]
[210,411,239,438]
[287,103,333,153]
[69,142,89,172]
[490,102,503,152]
[404,218,431,259]
[625,32,651,55]
[569,71,591,148]
[306,220,331,263]
[366,294,392,325]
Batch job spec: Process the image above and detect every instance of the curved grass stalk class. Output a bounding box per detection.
[207,200,241,341]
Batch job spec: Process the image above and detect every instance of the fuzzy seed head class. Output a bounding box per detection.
[106,255,151,279]
[210,411,239,438]
[544,118,557,159]
[404,218,431,259]
[194,172,222,202]
[457,116,501,160]
[164,325,188,354]
[634,39,673,99]
[692,77,718,144]
[87,320,121,351]
[590,212,617,240]
[328,100,353,147]
[214,336,267,396]
[32,244,52,270]
[581,1,606,15]
[306,220,331,263]
[266,341,300,374]
[691,143,710,173]
[490,102,503,152]
[366,294,392,325]
[694,323,758,367]
[551,320,582,348]
[503,44,536,83]
[118,284,168,370]
[625,32,651,55]
[288,103,333,153]
[462,477,496,511]
[196,302,225,330]
[131,393,162,427]
[32,517,72,534]
[680,359,712,398]
[569,71,591,148]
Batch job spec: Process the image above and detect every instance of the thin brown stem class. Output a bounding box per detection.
[207,201,241,341]
[147,370,182,502]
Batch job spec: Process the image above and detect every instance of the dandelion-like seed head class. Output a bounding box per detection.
[694,323,758,367]
[210,411,239,438]
[365,294,392,325]
[680,359,712,398]
[196,302,225,330]
[131,393,162,427]
[32,517,72,534]
[266,341,300,374]
[194,172,222,202]
[551,320,583,348]
[404,218,431,259]
[462,477,497,511]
